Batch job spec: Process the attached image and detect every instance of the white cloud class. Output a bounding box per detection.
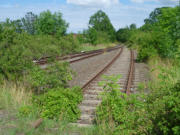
[66,0,119,7]
[131,0,179,5]
[131,0,154,3]
[159,0,179,5]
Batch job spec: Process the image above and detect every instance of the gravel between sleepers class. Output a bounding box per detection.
[68,48,121,87]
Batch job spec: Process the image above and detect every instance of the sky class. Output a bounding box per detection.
[0,0,179,32]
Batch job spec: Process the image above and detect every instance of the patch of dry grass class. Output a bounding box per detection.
[0,81,32,110]
[80,43,117,52]
[148,56,173,81]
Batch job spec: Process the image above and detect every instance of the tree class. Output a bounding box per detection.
[1,18,23,34]
[12,19,23,33]
[130,23,137,30]
[89,10,116,41]
[35,10,69,36]
[21,12,37,35]
[0,24,2,41]
[144,7,166,25]
[116,27,131,43]
[88,28,98,45]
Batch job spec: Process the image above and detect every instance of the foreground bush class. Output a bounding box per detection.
[96,75,149,135]
[33,87,82,121]
[96,61,180,134]
[0,28,81,84]
[27,62,72,93]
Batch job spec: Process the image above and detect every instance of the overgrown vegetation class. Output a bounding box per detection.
[1,4,180,134]
[116,6,180,62]
[82,10,116,45]
[0,8,117,134]
[94,59,180,134]
[93,5,180,135]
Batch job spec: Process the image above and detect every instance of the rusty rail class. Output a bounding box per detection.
[36,45,121,65]
[125,50,134,95]
[81,47,123,91]
[69,52,104,63]
[69,46,121,64]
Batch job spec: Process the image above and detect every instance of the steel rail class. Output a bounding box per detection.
[81,47,123,91]
[37,45,121,65]
[36,46,115,63]
[125,50,134,95]
[69,46,121,64]
[69,52,104,63]
[63,45,121,60]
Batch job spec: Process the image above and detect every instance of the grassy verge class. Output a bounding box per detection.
[0,82,83,135]
[79,43,117,52]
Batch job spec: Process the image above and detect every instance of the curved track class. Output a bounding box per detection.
[73,47,135,127]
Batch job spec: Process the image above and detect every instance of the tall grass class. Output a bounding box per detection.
[0,82,32,110]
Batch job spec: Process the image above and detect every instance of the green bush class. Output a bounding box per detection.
[116,27,131,43]
[145,66,180,135]
[18,105,33,117]
[124,6,180,61]
[96,75,148,135]
[0,31,33,81]
[59,34,81,54]
[96,67,180,135]
[33,87,82,121]
[0,27,80,85]
[28,62,72,93]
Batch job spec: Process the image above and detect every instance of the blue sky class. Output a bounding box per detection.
[0,0,179,32]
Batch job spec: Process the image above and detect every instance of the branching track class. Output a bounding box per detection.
[73,47,135,127]
[36,45,121,65]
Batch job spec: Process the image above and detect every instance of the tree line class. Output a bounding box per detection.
[116,6,180,62]
[0,10,119,44]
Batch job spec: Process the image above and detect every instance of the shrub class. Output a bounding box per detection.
[0,31,33,81]
[33,87,82,121]
[146,65,180,135]
[0,28,79,85]
[27,62,72,93]
[96,75,149,135]
[59,34,81,54]
[116,27,131,43]
[18,105,33,117]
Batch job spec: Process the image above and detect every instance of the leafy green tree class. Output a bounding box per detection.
[35,10,68,36]
[130,23,137,30]
[137,6,179,60]
[21,12,37,35]
[2,18,12,28]
[1,18,23,34]
[89,10,116,41]
[0,24,2,41]
[11,19,23,33]
[116,27,131,43]
[88,28,98,45]
[144,7,167,25]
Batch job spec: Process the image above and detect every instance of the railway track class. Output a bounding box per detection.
[36,45,121,65]
[72,47,135,127]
